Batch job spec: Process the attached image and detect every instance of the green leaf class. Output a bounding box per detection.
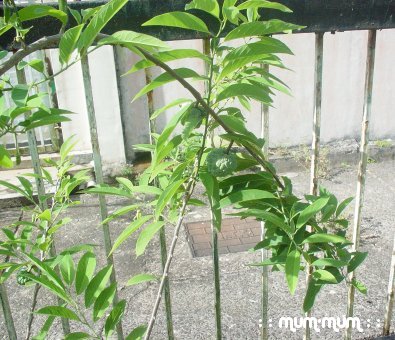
[149,98,193,120]
[85,186,132,198]
[223,6,239,25]
[312,258,347,268]
[231,209,292,233]
[127,273,157,286]
[313,269,338,283]
[285,249,300,295]
[347,251,368,273]
[105,300,126,338]
[75,252,96,295]
[98,30,169,51]
[155,179,185,220]
[237,0,292,13]
[79,0,129,53]
[303,281,322,312]
[217,83,271,104]
[220,189,275,208]
[59,253,75,286]
[26,274,71,304]
[143,12,210,34]
[36,306,80,321]
[126,49,208,75]
[336,197,354,217]
[296,197,330,229]
[32,316,55,340]
[126,325,147,340]
[200,173,222,231]
[224,20,304,41]
[136,221,165,257]
[85,265,113,308]
[17,59,45,73]
[109,215,152,255]
[302,233,348,244]
[64,332,90,340]
[59,25,84,65]
[25,253,65,290]
[93,283,117,321]
[17,5,67,24]
[351,278,367,295]
[132,68,204,102]
[0,145,13,168]
[103,204,140,225]
[11,85,29,107]
[185,0,220,18]
[116,177,135,193]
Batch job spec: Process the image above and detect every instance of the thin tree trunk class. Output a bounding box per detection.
[383,234,395,335]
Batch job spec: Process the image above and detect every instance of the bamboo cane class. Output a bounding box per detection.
[80,55,124,340]
[383,234,395,335]
[304,32,324,340]
[345,29,377,340]
[145,67,174,340]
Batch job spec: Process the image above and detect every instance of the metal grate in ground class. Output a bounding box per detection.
[184,217,261,257]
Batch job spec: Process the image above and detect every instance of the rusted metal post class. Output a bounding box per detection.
[145,67,174,340]
[383,234,395,335]
[260,62,270,340]
[345,29,377,340]
[305,32,324,340]
[80,54,124,340]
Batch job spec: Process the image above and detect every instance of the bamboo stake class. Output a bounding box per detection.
[145,67,174,340]
[345,29,377,340]
[80,55,124,340]
[304,32,324,340]
[203,38,222,339]
[383,234,395,335]
[16,67,71,336]
[260,62,270,340]
[0,282,17,340]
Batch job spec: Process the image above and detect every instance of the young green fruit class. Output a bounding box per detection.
[16,267,32,286]
[206,148,237,177]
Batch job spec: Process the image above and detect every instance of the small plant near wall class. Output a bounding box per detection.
[0,0,369,338]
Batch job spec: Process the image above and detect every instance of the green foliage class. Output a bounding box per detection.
[207,148,237,177]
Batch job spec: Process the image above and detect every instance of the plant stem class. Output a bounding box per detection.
[204,37,222,340]
[345,29,377,340]
[0,285,17,340]
[305,32,324,340]
[80,54,124,340]
[145,67,174,340]
[25,284,41,340]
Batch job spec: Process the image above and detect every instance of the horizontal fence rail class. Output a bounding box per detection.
[0,0,395,48]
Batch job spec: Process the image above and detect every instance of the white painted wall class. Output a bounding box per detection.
[53,29,395,167]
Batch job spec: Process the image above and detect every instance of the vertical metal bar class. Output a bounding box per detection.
[145,67,174,340]
[203,37,222,340]
[304,32,324,340]
[260,63,270,340]
[15,67,71,335]
[383,234,395,335]
[0,284,17,340]
[80,54,124,340]
[345,29,377,340]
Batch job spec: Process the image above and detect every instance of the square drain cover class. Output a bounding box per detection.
[184,217,261,257]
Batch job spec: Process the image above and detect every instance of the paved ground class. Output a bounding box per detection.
[0,159,394,339]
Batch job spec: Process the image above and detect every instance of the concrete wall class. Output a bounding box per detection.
[53,29,395,167]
